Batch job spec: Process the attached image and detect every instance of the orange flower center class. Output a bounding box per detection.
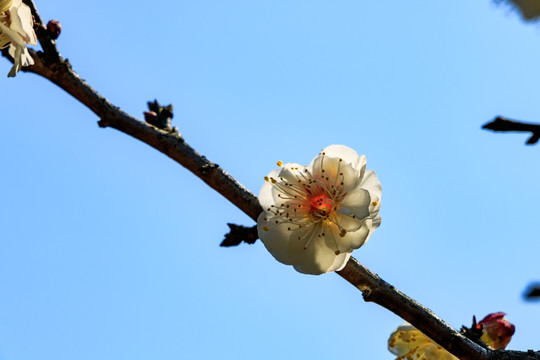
[309,194,334,218]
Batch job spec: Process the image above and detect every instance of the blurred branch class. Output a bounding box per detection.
[482,116,540,145]
[524,283,540,300]
[4,2,540,360]
[494,0,540,22]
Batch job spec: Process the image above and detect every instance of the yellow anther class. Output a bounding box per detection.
[264,176,269,182]
[263,226,269,231]
[276,160,283,167]
[371,201,378,207]
[340,229,347,237]
[270,178,277,184]
[335,250,341,255]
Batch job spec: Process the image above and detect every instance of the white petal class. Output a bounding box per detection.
[257,212,295,265]
[333,212,363,232]
[361,169,382,202]
[339,187,371,220]
[7,43,22,77]
[371,213,381,228]
[311,154,359,192]
[259,169,281,211]
[321,144,367,176]
[277,163,309,183]
[8,43,33,66]
[286,224,340,275]
[327,250,351,272]
[13,3,37,45]
[320,145,360,164]
[259,163,309,210]
[0,20,25,47]
[19,46,33,66]
[334,221,371,252]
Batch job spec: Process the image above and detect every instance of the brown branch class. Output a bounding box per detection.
[483,116,540,145]
[8,2,540,360]
[493,0,540,22]
[338,259,488,359]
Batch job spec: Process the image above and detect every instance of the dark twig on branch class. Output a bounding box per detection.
[524,283,540,300]
[220,224,258,247]
[482,116,540,145]
[144,99,177,133]
[6,2,540,360]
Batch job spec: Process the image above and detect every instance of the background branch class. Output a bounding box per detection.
[483,116,540,144]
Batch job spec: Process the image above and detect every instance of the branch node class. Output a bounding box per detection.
[361,288,373,301]
[97,118,110,128]
[145,99,177,134]
[198,163,219,176]
[461,316,489,350]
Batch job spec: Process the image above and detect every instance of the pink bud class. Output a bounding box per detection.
[47,20,62,40]
[478,312,515,350]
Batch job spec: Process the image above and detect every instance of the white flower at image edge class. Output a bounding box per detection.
[0,0,37,77]
[256,145,381,275]
[388,324,458,360]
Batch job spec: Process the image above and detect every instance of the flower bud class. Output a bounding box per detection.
[47,20,62,40]
[478,312,515,350]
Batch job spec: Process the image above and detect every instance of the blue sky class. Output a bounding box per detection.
[1,1,540,359]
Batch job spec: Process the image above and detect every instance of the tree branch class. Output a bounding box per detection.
[338,259,489,359]
[6,2,540,359]
[482,116,540,145]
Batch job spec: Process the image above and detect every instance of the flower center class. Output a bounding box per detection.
[309,194,335,219]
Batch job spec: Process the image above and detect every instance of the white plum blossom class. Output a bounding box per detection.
[388,324,458,360]
[257,145,381,275]
[0,0,37,77]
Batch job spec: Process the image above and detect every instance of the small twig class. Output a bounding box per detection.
[482,116,540,145]
[220,224,258,247]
